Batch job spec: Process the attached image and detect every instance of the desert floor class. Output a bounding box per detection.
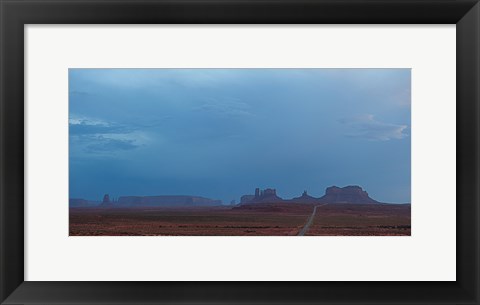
[69,203,410,236]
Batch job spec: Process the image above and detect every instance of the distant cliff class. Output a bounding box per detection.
[116,195,222,207]
[70,185,384,209]
[69,198,100,207]
[290,191,318,203]
[241,185,381,205]
[240,188,284,204]
[318,186,378,204]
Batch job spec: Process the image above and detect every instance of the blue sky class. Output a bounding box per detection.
[69,69,411,203]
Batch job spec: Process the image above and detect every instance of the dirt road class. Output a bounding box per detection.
[297,204,327,236]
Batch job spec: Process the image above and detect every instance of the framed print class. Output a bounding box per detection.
[0,0,479,304]
[67,67,412,237]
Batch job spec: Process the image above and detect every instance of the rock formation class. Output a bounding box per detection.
[241,195,255,203]
[69,198,100,207]
[290,190,319,203]
[240,188,284,204]
[70,185,381,209]
[318,185,378,204]
[116,195,222,207]
[102,194,111,204]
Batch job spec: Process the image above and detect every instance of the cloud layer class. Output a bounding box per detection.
[69,117,143,154]
[339,114,408,141]
[69,69,411,203]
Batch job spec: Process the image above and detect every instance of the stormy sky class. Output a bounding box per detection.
[69,69,411,204]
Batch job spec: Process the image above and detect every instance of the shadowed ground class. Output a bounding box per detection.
[69,203,410,236]
[69,205,312,236]
[305,203,411,236]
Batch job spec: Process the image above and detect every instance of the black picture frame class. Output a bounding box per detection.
[1,0,479,304]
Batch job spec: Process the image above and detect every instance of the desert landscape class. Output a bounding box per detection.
[69,69,411,237]
[69,186,411,236]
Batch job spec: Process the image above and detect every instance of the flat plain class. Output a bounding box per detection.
[306,203,411,236]
[69,203,411,236]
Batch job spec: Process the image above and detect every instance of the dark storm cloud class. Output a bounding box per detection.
[69,117,143,154]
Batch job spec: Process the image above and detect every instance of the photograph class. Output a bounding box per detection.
[3,0,477,303]
[68,68,411,236]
